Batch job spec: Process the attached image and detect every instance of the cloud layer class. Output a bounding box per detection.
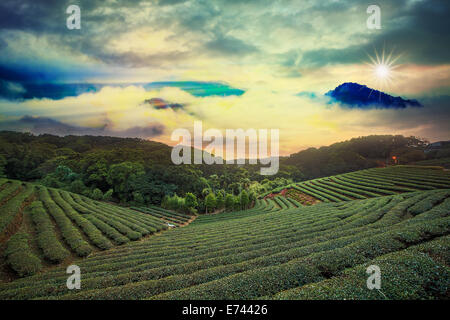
[0,0,449,153]
[0,115,164,139]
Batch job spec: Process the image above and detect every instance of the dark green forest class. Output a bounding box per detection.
[0,131,447,213]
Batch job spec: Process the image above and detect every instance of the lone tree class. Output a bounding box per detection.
[240,190,249,210]
[184,192,198,214]
[205,193,217,214]
[216,191,225,210]
[225,193,235,212]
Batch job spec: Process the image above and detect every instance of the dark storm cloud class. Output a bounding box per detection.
[368,0,450,65]
[300,0,450,66]
[28,0,255,62]
[0,0,144,32]
[0,0,61,32]
[0,115,165,138]
[0,0,144,45]
[1,0,449,70]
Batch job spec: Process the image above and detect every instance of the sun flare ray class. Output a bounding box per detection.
[366,47,402,91]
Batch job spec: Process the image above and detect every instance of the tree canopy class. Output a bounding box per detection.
[0,131,440,213]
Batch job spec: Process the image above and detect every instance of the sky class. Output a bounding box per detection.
[0,0,449,156]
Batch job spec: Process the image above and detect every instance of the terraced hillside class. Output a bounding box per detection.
[0,166,449,299]
[131,206,193,227]
[264,166,450,204]
[0,180,172,278]
[412,158,450,169]
[0,181,448,298]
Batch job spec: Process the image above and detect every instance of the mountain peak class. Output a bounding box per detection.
[326,82,422,109]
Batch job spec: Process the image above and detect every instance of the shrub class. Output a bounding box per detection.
[184,193,198,214]
[225,194,235,211]
[91,188,103,200]
[407,190,450,216]
[52,190,113,250]
[240,190,249,210]
[38,187,92,257]
[205,193,217,213]
[3,233,41,277]
[0,184,34,234]
[70,179,87,195]
[103,189,114,201]
[28,201,70,263]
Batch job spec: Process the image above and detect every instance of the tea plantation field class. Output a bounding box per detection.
[0,166,449,299]
[264,165,450,203]
[0,181,176,278]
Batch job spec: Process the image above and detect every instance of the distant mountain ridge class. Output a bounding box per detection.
[326,82,422,109]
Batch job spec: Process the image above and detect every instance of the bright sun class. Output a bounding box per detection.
[375,64,390,79]
[366,47,401,89]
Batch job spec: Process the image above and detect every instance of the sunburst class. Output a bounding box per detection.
[366,47,402,91]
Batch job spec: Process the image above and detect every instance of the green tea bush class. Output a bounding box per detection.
[273,236,450,300]
[1,169,449,299]
[28,201,70,263]
[316,179,368,199]
[0,185,34,233]
[3,233,41,277]
[50,190,113,250]
[38,187,92,257]
[0,180,21,202]
[85,215,130,245]
[407,190,450,216]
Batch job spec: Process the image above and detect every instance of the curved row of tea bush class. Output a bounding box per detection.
[28,201,70,264]
[131,207,185,226]
[149,206,191,221]
[0,187,448,299]
[266,166,450,204]
[271,235,450,299]
[193,199,278,225]
[0,180,22,203]
[412,158,450,168]
[53,190,114,250]
[0,184,34,234]
[38,187,93,257]
[3,232,42,277]
[0,180,180,277]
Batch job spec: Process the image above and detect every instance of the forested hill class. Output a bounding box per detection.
[0,131,287,212]
[0,131,447,212]
[283,135,443,180]
[0,131,173,168]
